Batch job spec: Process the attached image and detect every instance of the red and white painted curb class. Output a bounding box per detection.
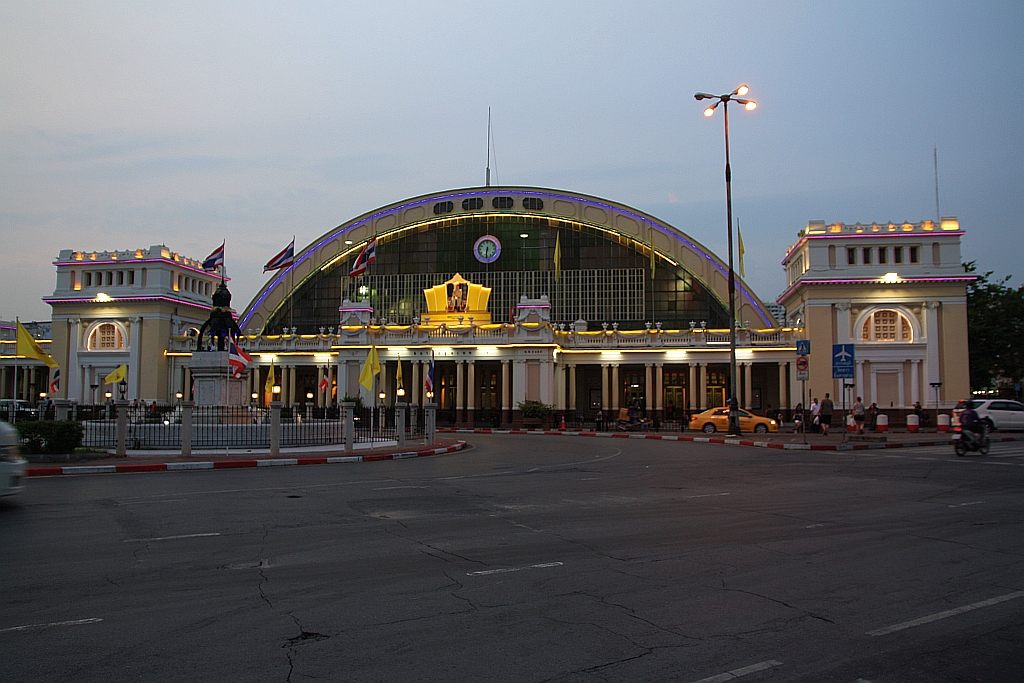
[25,441,467,477]
[439,428,1024,451]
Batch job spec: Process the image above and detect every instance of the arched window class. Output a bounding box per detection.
[87,322,126,350]
[861,309,913,342]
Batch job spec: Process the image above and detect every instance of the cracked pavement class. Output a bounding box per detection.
[1,436,1022,681]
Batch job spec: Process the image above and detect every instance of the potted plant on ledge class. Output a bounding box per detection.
[518,400,553,429]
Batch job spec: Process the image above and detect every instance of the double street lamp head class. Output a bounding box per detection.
[695,85,757,117]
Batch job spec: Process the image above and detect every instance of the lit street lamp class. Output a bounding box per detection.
[695,84,757,436]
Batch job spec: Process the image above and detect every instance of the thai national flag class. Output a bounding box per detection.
[50,368,60,393]
[203,242,225,272]
[264,239,295,272]
[424,355,434,396]
[229,340,253,379]
[319,374,330,393]
[349,237,377,277]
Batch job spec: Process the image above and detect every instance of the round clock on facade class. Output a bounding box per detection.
[473,235,501,264]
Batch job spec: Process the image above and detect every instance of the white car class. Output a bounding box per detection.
[952,399,1024,432]
[0,421,27,498]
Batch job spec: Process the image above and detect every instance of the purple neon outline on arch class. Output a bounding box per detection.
[240,188,768,328]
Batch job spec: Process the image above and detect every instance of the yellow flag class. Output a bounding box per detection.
[738,223,746,279]
[553,231,561,283]
[395,354,404,391]
[359,345,380,392]
[264,362,276,395]
[16,320,59,369]
[104,364,128,385]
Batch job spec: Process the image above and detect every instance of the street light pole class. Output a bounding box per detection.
[695,85,756,437]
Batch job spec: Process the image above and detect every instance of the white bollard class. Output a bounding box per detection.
[937,413,950,432]
[847,414,857,432]
[876,413,889,432]
[907,414,920,433]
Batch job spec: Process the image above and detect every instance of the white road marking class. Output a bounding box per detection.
[947,501,985,508]
[1,617,103,634]
[683,492,731,499]
[806,523,825,528]
[122,499,186,504]
[467,561,563,576]
[124,532,221,543]
[867,590,1024,636]
[691,659,784,683]
[373,485,424,490]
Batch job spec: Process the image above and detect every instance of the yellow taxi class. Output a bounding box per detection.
[689,407,778,434]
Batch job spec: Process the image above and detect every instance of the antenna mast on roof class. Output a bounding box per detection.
[486,107,492,187]
[933,145,941,222]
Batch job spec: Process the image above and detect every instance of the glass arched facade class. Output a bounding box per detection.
[266,214,730,333]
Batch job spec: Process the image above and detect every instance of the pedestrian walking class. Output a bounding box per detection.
[820,393,834,435]
[852,396,865,435]
[810,398,821,433]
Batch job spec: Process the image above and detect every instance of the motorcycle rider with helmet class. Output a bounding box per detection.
[959,404,985,448]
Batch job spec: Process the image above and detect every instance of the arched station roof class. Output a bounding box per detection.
[239,186,775,332]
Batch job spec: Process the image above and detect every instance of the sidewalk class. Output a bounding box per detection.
[438,426,1024,451]
[24,438,468,477]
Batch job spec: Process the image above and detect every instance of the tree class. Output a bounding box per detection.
[965,262,1024,394]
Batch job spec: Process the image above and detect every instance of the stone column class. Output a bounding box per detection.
[396,402,406,448]
[456,360,465,425]
[270,401,282,456]
[539,359,553,407]
[67,318,81,401]
[856,361,865,404]
[743,363,753,410]
[568,364,577,414]
[425,402,437,444]
[115,400,129,457]
[553,362,565,412]
[128,316,142,400]
[778,362,788,411]
[924,301,941,387]
[688,364,697,412]
[655,364,664,417]
[412,361,421,406]
[342,401,355,452]
[501,360,511,426]
[466,359,475,426]
[601,364,609,416]
[512,360,527,421]
[611,364,620,411]
[911,360,920,406]
[379,361,388,403]
[699,363,708,410]
[180,401,194,458]
[644,364,653,414]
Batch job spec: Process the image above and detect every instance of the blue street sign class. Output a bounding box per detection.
[832,344,855,379]
[796,340,811,355]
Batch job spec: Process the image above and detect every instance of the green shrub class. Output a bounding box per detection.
[341,395,365,410]
[517,400,552,419]
[16,420,84,455]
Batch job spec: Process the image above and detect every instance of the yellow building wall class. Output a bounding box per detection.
[804,304,836,401]
[49,320,71,400]
[140,317,173,401]
[940,302,970,402]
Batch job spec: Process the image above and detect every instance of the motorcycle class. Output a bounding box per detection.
[953,425,990,456]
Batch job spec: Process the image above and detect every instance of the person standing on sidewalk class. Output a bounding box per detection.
[852,396,866,435]
[810,398,821,433]
[820,393,834,435]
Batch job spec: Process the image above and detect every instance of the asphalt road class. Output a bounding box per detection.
[2,436,1022,682]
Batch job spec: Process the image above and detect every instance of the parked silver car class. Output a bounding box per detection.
[0,421,27,498]
[952,399,1024,432]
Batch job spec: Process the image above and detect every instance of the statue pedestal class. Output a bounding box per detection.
[190,351,248,407]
